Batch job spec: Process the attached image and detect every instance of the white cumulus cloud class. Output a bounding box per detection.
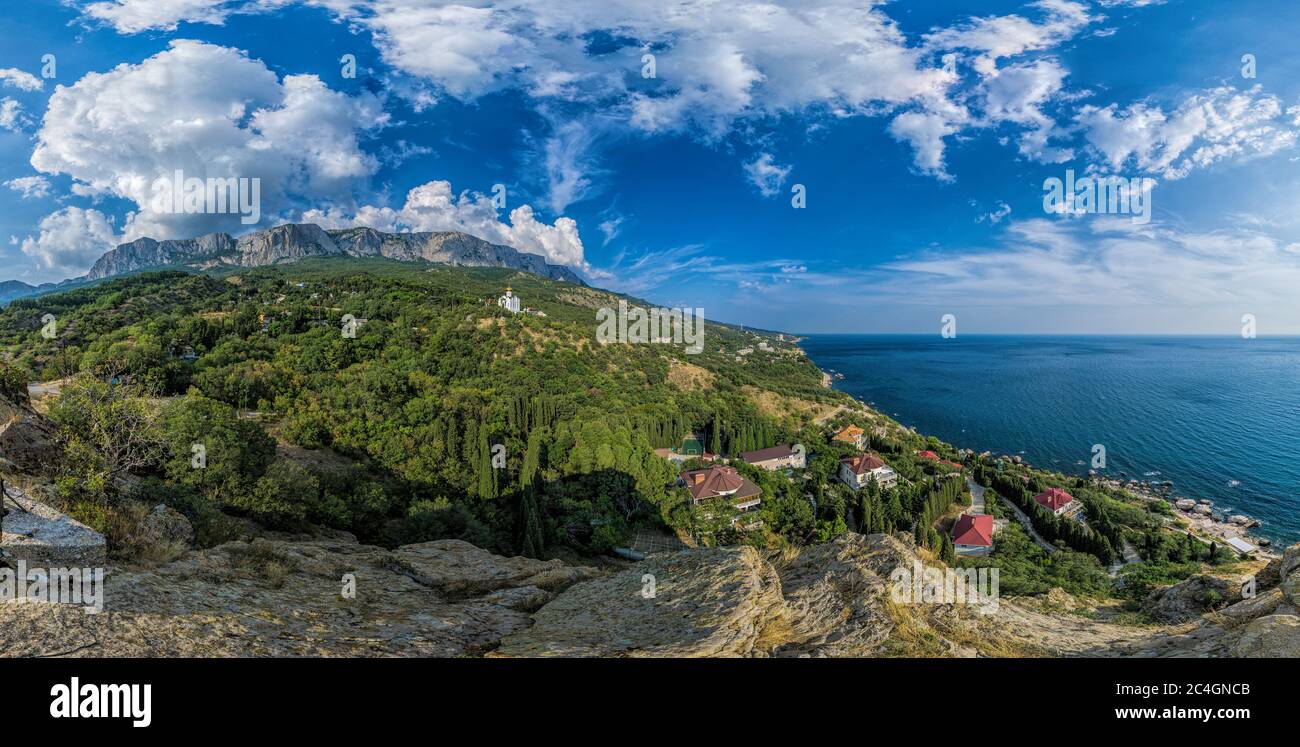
[301,180,586,269]
[0,98,26,132]
[20,207,119,278]
[1076,85,1298,179]
[30,39,388,243]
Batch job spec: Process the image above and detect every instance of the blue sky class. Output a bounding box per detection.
[3,0,1300,333]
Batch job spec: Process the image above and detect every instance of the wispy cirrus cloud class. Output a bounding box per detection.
[0,67,43,92]
[743,152,792,197]
[5,175,52,199]
[890,218,1299,301]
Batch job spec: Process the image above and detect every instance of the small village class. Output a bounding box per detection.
[645,406,1273,575]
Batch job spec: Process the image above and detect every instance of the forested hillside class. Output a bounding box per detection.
[0,258,1259,619]
[0,259,854,558]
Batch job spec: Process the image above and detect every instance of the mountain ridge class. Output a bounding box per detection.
[86,222,587,285]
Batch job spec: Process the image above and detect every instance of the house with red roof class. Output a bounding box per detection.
[680,465,762,517]
[1033,487,1075,515]
[838,453,898,490]
[951,514,994,555]
[917,450,963,470]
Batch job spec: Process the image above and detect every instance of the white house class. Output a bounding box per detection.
[740,444,805,471]
[838,453,897,490]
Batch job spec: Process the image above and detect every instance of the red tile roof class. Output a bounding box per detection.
[681,465,761,503]
[840,453,886,476]
[1033,487,1074,511]
[952,514,993,547]
[741,444,796,463]
[918,450,939,460]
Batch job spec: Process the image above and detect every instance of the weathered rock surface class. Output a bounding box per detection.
[1114,542,1300,657]
[388,540,597,597]
[1,490,106,567]
[1142,574,1242,623]
[497,533,1093,658]
[1234,615,1300,657]
[0,538,597,657]
[495,547,784,657]
[1281,544,1300,584]
[136,504,195,550]
[0,392,60,475]
[770,532,965,657]
[5,527,1299,658]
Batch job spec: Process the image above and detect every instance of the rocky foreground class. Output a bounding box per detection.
[5,528,1298,658]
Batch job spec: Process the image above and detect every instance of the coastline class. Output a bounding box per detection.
[802,351,1279,561]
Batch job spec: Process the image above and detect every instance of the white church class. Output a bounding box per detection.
[498,287,521,313]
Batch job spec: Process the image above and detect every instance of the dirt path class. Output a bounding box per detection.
[995,488,1058,554]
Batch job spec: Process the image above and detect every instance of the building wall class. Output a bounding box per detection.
[751,454,806,471]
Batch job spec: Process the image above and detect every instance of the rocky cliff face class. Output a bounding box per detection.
[84,223,585,285]
[5,511,1298,657]
[88,232,236,279]
[493,532,1151,658]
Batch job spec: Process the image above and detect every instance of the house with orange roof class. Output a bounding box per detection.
[832,425,866,449]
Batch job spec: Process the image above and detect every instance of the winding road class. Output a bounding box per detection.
[967,476,1058,554]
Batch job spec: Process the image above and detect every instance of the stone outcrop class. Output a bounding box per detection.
[0,538,597,657]
[495,547,784,657]
[1,489,107,567]
[498,533,1057,658]
[1141,574,1244,623]
[136,504,195,551]
[87,232,236,279]
[0,390,60,475]
[1119,542,1300,657]
[1234,615,1300,657]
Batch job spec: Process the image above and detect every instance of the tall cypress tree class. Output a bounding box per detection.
[477,427,495,499]
[518,488,544,558]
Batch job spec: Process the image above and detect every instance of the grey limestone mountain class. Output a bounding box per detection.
[84,223,586,285]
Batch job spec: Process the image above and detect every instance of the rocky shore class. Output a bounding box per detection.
[1090,476,1278,560]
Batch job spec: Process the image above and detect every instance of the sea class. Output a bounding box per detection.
[800,335,1300,546]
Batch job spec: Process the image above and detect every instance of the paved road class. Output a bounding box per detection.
[973,477,1058,554]
[966,477,986,515]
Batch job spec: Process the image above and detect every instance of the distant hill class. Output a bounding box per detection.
[85,223,586,285]
[0,278,87,306]
[0,280,37,304]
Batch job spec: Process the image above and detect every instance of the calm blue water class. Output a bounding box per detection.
[801,335,1300,545]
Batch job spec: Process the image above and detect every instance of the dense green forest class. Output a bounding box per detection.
[0,260,859,558]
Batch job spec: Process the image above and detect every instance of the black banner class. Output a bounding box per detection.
[5,656,1287,736]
